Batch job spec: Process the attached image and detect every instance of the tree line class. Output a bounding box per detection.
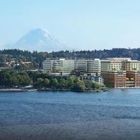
[0,70,103,92]
[0,48,140,70]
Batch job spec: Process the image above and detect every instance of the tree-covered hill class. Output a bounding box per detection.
[0,48,140,70]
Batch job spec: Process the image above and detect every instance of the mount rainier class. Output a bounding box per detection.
[5,28,71,52]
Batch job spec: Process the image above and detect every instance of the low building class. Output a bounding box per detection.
[80,73,104,85]
[90,75,104,85]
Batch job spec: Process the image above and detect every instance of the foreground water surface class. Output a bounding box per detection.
[0,89,140,140]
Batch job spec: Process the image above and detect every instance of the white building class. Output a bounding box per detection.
[122,59,140,71]
[101,58,130,72]
[43,59,74,75]
[87,59,101,74]
[43,58,53,74]
[74,60,87,72]
[101,58,140,72]
[43,58,101,75]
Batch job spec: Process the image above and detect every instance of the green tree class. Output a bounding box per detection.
[59,78,68,89]
[36,78,44,89]
[16,73,31,86]
[44,78,50,88]
[92,82,101,89]
[51,78,59,89]
[84,80,93,90]
[71,80,86,92]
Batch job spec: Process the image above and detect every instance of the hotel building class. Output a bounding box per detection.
[101,58,140,88]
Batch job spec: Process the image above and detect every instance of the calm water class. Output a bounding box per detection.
[0,89,140,140]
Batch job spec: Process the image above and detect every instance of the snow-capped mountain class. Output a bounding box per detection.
[7,28,71,52]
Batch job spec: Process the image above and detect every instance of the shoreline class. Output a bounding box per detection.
[0,88,106,93]
[37,88,108,93]
[0,88,37,92]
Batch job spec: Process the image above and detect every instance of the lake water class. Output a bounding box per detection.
[0,89,140,140]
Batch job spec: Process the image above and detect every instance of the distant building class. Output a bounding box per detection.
[126,71,140,87]
[43,59,53,74]
[87,59,101,74]
[101,58,140,88]
[43,57,140,88]
[90,75,104,85]
[43,58,101,75]
[43,58,74,74]
[101,58,130,72]
[79,73,104,85]
[101,71,126,88]
[101,58,140,72]
[122,59,140,71]
[74,60,87,72]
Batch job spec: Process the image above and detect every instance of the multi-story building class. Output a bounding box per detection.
[87,59,101,74]
[122,60,140,71]
[43,58,101,75]
[126,71,140,87]
[101,71,126,88]
[101,58,140,88]
[43,58,53,74]
[43,59,74,74]
[43,57,140,88]
[62,60,75,74]
[74,60,87,72]
[101,58,130,72]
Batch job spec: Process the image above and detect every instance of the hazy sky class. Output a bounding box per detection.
[1,0,140,50]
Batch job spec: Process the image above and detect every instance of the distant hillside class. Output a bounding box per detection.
[50,48,140,60]
[0,48,140,70]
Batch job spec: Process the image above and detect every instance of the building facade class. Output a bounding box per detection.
[101,58,140,88]
[101,58,131,72]
[43,59,75,74]
[43,57,140,88]
[43,59,53,74]
[43,58,101,75]
[74,60,87,72]
[126,71,140,87]
[101,71,126,88]
[122,60,140,71]
[87,59,101,74]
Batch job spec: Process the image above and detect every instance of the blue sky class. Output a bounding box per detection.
[0,0,140,50]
